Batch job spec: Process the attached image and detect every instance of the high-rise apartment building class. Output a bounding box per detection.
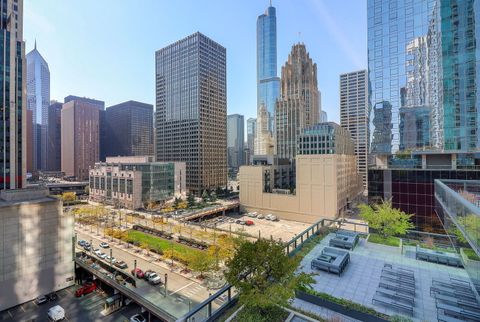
[227,114,244,171]
[367,0,480,228]
[0,0,25,190]
[276,43,320,160]
[106,100,154,158]
[26,43,50,172]
[246,118,256,157]
[46,101,62,171]
[340,70,368,191]
[155,32,227,194]
[61,96,105,180]
[256,4,280,154]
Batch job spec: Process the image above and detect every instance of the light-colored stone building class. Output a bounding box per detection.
[239,154,362,223]
[89,157,186,209]
[0,188,74,311]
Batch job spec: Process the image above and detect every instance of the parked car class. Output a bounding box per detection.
[245,220,254,226]
[97,252,107,259]
[94,249,101,255]
[75,282,97,297]
[114,261,128,269]
[99,242,109,248]
[265,214,273,221]
[130,314,147,322]
[257,214,264,219]
[147,272,162,285]
[84,241,91,248]
[131,268,144,278]
[83,245,91,251]
[239,220,246,225]
[47,305,65,321]
[144,270,155,279]
[46,292,58,301]
[105,256,116,263]
[77,240,86,247]
[270,215,278,221]
[35,295,48,305]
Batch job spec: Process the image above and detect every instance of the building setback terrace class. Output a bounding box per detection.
[294,233,473,322]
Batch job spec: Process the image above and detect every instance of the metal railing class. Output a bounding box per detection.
[176,217,367,322]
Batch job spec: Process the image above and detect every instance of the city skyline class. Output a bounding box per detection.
[24,0,367,125]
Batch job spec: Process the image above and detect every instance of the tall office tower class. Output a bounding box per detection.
[320,110,328,123]
[0,0,25,189]
[255,103,274,155]
[246,117,256,158]
[256,4,280,154]
[46,101,62,171]
[368,0,480,229]
[61,96,105,180]
[106,101,154,157]
[276,43,320,160]
[227,114,245,171]
[340,70,368,191]
[26,43,50,171]
[155,32,227,194]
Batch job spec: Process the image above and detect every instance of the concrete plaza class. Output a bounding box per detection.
[295,233,471,322]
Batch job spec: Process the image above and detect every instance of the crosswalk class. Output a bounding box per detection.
[180,283,204,299]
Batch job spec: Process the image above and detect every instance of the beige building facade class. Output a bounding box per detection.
[239,154,362,223]
[0,189,74,311]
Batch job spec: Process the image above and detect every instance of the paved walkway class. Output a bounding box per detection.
[297,233,471,322]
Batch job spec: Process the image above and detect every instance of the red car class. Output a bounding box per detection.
[131,268,144,278]
[245,220,254,226]
[75,282,97,297]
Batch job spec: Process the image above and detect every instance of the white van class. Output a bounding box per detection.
[48,305,65,321]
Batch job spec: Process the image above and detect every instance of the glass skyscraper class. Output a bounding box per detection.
[368,0,480,157]
[257,5,280,146]
[26,43,50,172]
[0,0,25,190]
[368,0,480,229]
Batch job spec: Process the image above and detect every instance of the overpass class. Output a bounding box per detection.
[75,252,191,322]
[180,201,240,221]
[47,182,89,195]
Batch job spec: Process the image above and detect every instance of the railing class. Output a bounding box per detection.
[176,218,368,322]
[75,253,177,322]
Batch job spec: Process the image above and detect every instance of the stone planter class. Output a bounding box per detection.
[296,290,389,322]
[364,234,403,255]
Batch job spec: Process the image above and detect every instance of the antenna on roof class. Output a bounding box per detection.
[34,39,37,50]
[270,0,272,7]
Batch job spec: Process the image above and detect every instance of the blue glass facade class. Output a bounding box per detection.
[257,6,280,134]
[368,0,480,156]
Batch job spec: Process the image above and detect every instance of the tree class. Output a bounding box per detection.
[225,239,313,315]
[201,190,210,203]
[359,199,414,237]
[173,197,181,209]
[187,192,196,208]
[210,191,217,202]
[61,192,76,202]
[189,251,214,278]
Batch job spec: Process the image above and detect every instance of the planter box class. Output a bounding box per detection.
[296,290,389,322]
[365,234,402,254]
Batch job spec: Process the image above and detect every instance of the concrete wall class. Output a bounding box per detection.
[239,154,361,223]
[0,197,75,311]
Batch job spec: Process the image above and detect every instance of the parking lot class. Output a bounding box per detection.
[0,285,155,322]
[206,213,311,242]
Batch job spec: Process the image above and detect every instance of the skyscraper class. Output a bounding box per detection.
[106,100,154,158]
[227,114,245,171]
[246,117,256,158]
[367,0,480,228]
[155,32,227,194]
[46,101,62,171]
[256,4,280,154]
[26,43,50,172]
[0,0,25,190]
[340,70,368,191]
[61,96,105,180]
[276,43,320,160]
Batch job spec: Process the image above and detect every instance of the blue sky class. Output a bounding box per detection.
[24,0,366,123]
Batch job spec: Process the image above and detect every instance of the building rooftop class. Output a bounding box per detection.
[0,188,57,207]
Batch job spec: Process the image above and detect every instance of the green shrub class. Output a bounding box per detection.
[368,233,400,247]
[463,248,480,261]
[233,305,289,322]
[300,288,389,319]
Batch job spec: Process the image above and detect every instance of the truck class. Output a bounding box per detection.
[48,305,65,321]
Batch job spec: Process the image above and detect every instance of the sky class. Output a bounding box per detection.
[24,0,367,124]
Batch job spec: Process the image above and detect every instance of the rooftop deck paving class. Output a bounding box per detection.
[296,233,472,321]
